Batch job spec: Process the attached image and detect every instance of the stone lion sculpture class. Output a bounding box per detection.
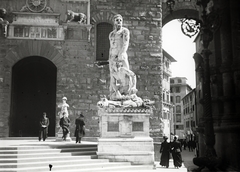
[66,10,87,24]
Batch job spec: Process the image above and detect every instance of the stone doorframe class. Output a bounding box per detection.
[3,40,65,136]
[4,40,65,67]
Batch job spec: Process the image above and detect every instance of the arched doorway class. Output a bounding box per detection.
[10,56,57,137]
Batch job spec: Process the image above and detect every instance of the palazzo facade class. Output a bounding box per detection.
[0,0,240,170]
[0,0,164,139]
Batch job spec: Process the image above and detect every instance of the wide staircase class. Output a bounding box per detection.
[0,138,153,172]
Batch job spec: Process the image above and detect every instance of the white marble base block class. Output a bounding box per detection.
[97,137,154,165]
[97,108,154,165]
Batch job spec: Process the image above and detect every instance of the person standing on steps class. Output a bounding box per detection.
[74,113,85,143]
[39,112,49,141]
[159,136,171,168]
[59,112,70,141]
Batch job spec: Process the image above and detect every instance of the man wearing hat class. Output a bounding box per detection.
[59,112,70,141]
[74,113,85,143]
[58,97,69,118]
[39,112,49,141]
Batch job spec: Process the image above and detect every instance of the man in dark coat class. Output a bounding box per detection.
[74,113,85,143]
[59,112,70,141]
[171,135,183,168]
[39,112,49,141]
[159,136,170,168]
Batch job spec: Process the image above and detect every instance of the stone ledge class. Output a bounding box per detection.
[97,152,154,155]
[99,107,152,113]
[98,137,153,142]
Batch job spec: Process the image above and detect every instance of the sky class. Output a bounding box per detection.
[162,19,197,88]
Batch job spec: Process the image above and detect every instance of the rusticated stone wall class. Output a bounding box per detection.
[0,0,163,139]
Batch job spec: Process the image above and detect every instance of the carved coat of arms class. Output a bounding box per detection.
[26,0,47,12]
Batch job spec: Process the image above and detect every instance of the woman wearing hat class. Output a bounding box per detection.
[159,136,170,168]
[74,113,85,143]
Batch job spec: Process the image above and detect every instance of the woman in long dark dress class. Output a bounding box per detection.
[74,113,85,143]
[171,135,183,168]
[159,136,170,168]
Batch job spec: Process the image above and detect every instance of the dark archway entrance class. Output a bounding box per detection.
[10,56,57,137]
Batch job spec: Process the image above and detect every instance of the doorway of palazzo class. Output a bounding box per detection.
[10,56,57,137]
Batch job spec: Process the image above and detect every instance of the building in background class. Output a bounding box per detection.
[170,77,192,140]
[182,88,197,141]
[161,50,176,140]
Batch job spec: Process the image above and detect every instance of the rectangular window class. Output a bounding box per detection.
[176,96,181,103]
[170,96,173,103]
[176,87,180,93]
[132,122,143,131]
[176,114,181,123]
[175,125,184,130]
[107,121,119,132]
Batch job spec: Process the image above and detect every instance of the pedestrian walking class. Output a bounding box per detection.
[171,135,183,168]
[59,112,70,141]
[159,136,170,168]
[183,139,187,150]
[74,113,85,143]
[39,112,49,141]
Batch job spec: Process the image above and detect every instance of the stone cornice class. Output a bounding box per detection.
[98,107,152,114]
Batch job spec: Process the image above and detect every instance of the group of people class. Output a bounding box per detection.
[38,97,85,143]
[159,135,183,169]
[39,112,85,143]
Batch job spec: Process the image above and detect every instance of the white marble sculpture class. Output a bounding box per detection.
[97,14,144,108]
[58,97,69,117]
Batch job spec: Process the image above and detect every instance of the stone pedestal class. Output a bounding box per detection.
[97,108,154,165]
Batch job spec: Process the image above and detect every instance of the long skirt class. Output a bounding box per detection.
[160,151,170,167]
[75,128,85,143]
[172,152,182,167]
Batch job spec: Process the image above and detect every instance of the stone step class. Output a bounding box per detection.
[0,162,134,172]
[0,140,154,172]
[0,150,96,159]
[0,158,110,168]
[0,144,97,149]
[0,147,97,154]
[0,155,96,163]
[46,165,154,172]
